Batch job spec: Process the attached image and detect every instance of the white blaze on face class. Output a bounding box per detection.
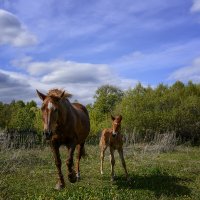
[47,101,55,110]
[46,101,56,132]
[112,122,119,135]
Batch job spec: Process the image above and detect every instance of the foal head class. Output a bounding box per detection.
[111,115,122,137]
[36,89,65,140]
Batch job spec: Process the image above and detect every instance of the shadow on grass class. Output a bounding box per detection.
[114,173,192,198]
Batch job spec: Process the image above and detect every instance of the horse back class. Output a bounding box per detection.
[71,102,90,142]
[72,103,89,117]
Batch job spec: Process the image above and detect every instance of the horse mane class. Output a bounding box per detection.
[47,88,72,99]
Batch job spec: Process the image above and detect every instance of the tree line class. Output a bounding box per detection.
[0,100,43,136]
[0,81,200,144]
[87,81,200,144]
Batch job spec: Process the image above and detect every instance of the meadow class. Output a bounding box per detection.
[0,144,200,200]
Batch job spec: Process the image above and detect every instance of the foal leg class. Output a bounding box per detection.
[118,148,128,179]
[51,144,65,190]
[100,145,107,175]
[76,143,85,181]
[67,144,77,183]
[110,148,115,181]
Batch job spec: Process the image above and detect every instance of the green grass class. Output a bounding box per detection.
[0,145,200,200]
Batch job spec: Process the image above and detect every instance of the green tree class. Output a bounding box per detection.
[93,84,123,114]
[8,104,35,131]
[88,85,123,135]
[115,81,200,143]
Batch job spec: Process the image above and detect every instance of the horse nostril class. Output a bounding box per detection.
[112,132,117,137]
[43,130,52,140]
[49,130,52,136]
[43,131,48,136]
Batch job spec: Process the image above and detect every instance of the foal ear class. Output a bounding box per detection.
[119,115,122,122]
[111,115,115,121]
[36,90,46,101]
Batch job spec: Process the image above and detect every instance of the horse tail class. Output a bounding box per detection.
[81,146,86,157]
[77,144,86,158]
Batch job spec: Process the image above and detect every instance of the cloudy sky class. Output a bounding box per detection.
[0,0,200,105]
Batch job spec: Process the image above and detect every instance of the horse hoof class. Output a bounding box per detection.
[68,172,77,183]
[55,183,65,190]
[76,172,81,181]
[111,176,115,182]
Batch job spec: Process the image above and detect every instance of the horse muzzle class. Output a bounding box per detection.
[43,130,53,140]
[112,132,117,137]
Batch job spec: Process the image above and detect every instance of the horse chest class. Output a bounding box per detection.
[109,135,123,149]
[51,131,76,145]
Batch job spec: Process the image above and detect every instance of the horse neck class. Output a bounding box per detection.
[111,126,121,134]
[59,99,74,125]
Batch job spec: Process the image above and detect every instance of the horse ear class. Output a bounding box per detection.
[60,91,65,98]
[119,115,122,121]
[111,115,115,121]
[36,90,46,101]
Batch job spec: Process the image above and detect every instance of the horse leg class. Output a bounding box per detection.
[110,148,115,181]
[100,145,107,175]
[118,148,128,180]
[75,143,85,181]
[51,144,65,190]
[67,144,77,183]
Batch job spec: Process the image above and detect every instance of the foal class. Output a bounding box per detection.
[99,115,128,181]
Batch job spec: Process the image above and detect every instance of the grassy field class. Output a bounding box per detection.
[0,144,200,200]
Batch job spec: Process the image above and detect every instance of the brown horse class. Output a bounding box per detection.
[99,115,128,181]
[36,89,90,190]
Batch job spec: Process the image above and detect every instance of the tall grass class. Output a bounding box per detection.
[0,144,200,200]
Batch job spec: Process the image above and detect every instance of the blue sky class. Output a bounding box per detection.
[0,0,200,104]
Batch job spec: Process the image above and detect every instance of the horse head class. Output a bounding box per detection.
[111,115,122,137]
[36,89,65,140]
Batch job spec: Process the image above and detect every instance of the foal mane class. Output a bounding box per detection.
[47,88,72,99]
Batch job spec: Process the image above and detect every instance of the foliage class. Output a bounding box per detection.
[115,81,200,143]
[93,84,124,114]
[0,81,200,143]
[0,100,42,137]
[87,84,124,135]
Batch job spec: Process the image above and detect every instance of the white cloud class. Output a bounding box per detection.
[11,56,33,67]
[3,59,138,104]
[41,62,116,85]
[0,70,33,102]
[168,56,200,82]
[1,0,182,49]
[0,9,37,47]
[191,0,200,13]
